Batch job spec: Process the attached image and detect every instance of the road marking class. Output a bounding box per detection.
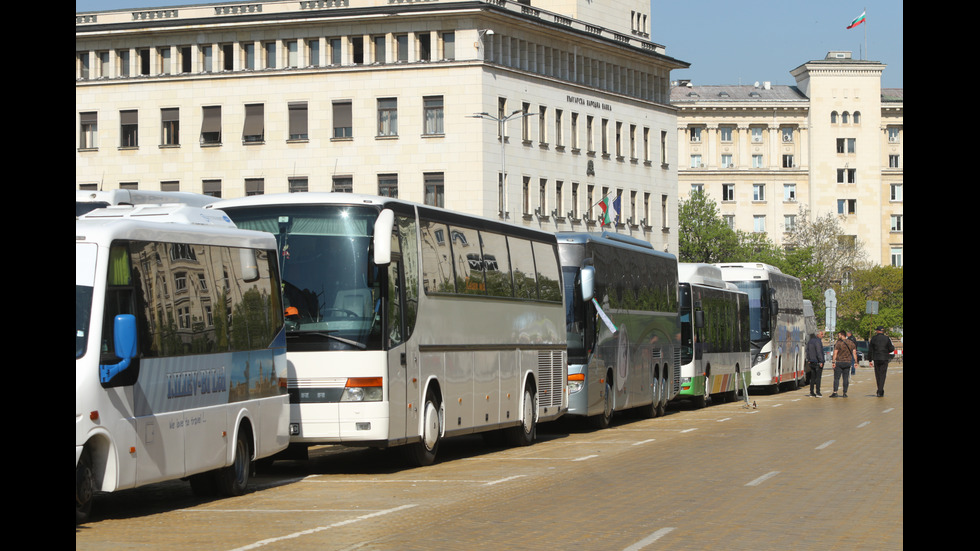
[883,408,894,413]
[572,454,599,461]
[484,475,526,486]
[623,527,675,550]
[772,403,783,408]
[226,504,416,551]
[632,438,656,446]
[745,471,780,486]
[816,440,835,450]
[680,428,698,433]
[857,421,870,428]
[717,417,731,422]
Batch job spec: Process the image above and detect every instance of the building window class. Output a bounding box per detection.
[889,155,900,168]
[890,183,903,202]
[159,47,171,74]
[887,127,901,143]
[333,176,353,193]
[720,126,733,142]
[781,127,793,143]
[723,214,735,229]
[351,36,364,64]
[837,168,856,184]
[690,126,702,142]
[120,110,138,148]
[690,183,703,195]
[330,38,342,65]
[661,194,669,229]
[243,104,264,143]
[286,40,298,68]
[140,48,152,75]
[202,179,221,198]
[243,43,256,70]
[77,51,90,80]
[753,215,766,233]
[200,106,221,145]
[722,183,735,202]
[782,155,794,168]
[222,44,234,71]
[424,173,444,207]
[424,96,444,135]
[837,199,857,215]
[751,127,763,143]
[690,154,702,168]
[890,247,903,267]
[538,178,548,215]
[161,108,179,146]
[307,38,320,67]
[615,121,623,158]
[586,115,595,153]
[752,184,765,201]
[288,177,308,193]
[180,46,192,73]
[373,35,386,64]
[442,32,455,60]
[571,182,579,218]
[752,154,764,168]
[659,130,667,166]
[377,98,398,136]
[264,41,277,69]
[890,214,903,232]
[333,101,352,139]
[783,183,797,202]
[79,112,98,150]
[784,215,796,232]
[418,33,431,61]
[161,181,180,192]
[555,109,564,147]
[118,49,131,77]
[539,106,548,145]
[721,154,733,168]
[522,102,531,142]
[836,138,856,154]
[396,34,409,62]
[601,118,609,156]
[378,174,398,197]
[288,102,309,141]
[523,176,531,215]
[245,178,264,196]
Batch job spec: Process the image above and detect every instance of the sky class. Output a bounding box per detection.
[76,0,903,89]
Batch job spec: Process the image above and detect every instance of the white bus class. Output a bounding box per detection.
[212,193,566,466]
[676,263,751,406]
[76,189,216,217]
[76,205,288,522]
[557,232,680,427]
[714,262,806,392]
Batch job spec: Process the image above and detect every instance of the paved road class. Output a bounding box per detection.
[76,365,903,550]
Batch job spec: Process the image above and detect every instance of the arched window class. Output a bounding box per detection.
[853,111,861,124]
[831,111,838,124]
[841,111,849,124]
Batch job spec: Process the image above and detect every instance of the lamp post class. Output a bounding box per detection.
[469,109,536,219]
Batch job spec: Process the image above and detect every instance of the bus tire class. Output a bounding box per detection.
[505,382,537,446]
[405,390,441,467]
[590,378,613,429]
[76,449,95,524]
[641,365,659,419]
[216,426,252,497]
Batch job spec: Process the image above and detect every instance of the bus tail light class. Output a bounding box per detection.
[341,377,383,402]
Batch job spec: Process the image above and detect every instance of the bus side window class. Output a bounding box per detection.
[101,242,141,387]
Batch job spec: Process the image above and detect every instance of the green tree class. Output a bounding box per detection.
[836,266,903,339]
[677,190,740,263]
[782,206,868,294]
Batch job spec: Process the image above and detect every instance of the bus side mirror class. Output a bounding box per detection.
[580,265,595,302]
[100,314,138,384]
[694,310,705,329]
[240,248,259,282]
[373,209,394,266]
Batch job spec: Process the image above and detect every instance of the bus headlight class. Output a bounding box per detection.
[567,373,585,394]
[340,377,383,402]
[753,351,771,366]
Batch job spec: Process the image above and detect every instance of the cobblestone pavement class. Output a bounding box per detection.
[76,365,903,551]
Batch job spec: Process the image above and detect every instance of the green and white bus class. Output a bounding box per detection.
[76,205,288,522]
[677,263,751,406]
[212,193,566,466]
[558,232,680,427]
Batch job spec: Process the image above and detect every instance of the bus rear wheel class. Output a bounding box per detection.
[216,428,252,496]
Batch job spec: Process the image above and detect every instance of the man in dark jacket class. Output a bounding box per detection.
[869,326,896,397]
[806,331,825,397]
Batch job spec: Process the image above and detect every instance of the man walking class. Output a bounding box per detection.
[831,330,856,398]
[869,326,896,397]
[806,330,825,397]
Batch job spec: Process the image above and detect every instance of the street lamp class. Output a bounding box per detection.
[469,109,536,219]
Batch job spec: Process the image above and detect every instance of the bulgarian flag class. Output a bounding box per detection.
[598,195,621,228]
[847,10,866,29]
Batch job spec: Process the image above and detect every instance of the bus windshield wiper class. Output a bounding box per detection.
[288,331,367,350]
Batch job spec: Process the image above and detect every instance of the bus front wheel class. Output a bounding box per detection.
[76,450,95,523]
[505,383,537,446]
[405,391,441,467]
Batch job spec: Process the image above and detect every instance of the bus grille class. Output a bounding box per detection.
[537,350,565,407]
[672,347,682,394]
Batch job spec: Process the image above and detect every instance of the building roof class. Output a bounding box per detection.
[669,84,807,104]
[881,88,903,102]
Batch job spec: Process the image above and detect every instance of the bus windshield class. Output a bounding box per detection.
[679,283,693,365]
[229,205,383,351]
[731,280,770,342]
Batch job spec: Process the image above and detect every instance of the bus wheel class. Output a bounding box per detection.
[406,391,441,467]
[217,428,252,496]
[591,379,613,429]
[506,383,537,446]
[76,450,95,524]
